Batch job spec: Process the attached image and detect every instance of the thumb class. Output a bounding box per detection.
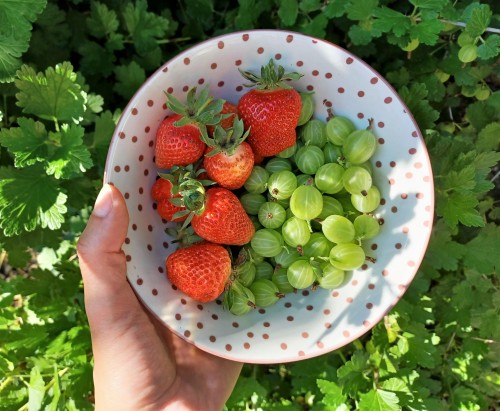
[77,184,138,325]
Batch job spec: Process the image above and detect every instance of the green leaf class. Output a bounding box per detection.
[373,7,410,37]
[86,1,119,38]
[436,190,484,229]
[349,24,376,45]
[323,0,348,18]
[424,220,465,271]
[0,117,48,167]
[45,124,93,179]
[409,20,444,45]
[25,3,71,69]
[477,34,500,60]
[234,0,260,29]
[15,62,86,123]
[476,122,500,151]
[381,377,415,407]
[337,351,371,396]
[317,379,348,408]
[77,41,115,77]
[225,376,268,409]
[299,13,329,38]
[28,366,45,411]
[462,224,500,274]
[465,101,497,131]
[358,388,400,411]
[399,83,439,130]
[113,61,147,100]
[0,0,47,82]
[409,0,448,10]
[92,110,117,167]
[442,165,476,192]
[290,356,337,394]
[277,0,298,26]
[299,0,322,12]
[122,0,170,55]
[346,0,379,21]
[397,323,439,368]
[0,165,67,236]
[48,368,62,411]
[464,3,492,38]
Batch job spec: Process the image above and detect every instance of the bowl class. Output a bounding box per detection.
[104,29,434,364]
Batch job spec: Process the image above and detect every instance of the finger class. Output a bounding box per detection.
[77,184,135,315]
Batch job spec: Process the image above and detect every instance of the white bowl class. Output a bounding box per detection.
[104,30,434,364]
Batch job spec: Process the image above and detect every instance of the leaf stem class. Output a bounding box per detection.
[0,376,12,392]
[337,350,348,364]
[439,19,500,34]
[156,37,192,45]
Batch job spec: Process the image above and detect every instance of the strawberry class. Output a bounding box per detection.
[154,114,206,169]
[151,165,208,222]
[202,117,255,190]
[166,242,231,302]
[237,59,303,157]
[191,187,255,245]
[155,86,225,169]
[207,101,238,136]
[177,178,255,245]
[253,153,265,165]
[151,177,187,222]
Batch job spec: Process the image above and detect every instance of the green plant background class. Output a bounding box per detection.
[0,0,499,410]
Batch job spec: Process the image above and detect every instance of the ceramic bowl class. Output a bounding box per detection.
[104,30,434,364]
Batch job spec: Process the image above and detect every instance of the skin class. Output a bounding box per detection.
[77,184,243,411]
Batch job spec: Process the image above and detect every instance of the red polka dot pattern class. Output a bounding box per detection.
[104,30,434,365]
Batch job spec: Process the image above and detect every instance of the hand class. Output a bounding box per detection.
[77,184,243,411]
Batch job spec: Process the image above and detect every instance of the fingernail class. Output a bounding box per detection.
[93,184,113,218]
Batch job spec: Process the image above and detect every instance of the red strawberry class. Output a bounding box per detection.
[166,242,231,302]
[179,182,255,245]
[202,117,254,190]
[154,114,205,169]
[151,178,187,222]
[237,59,303,157]
[207,101,238,136]
[253,153,265,165]
[155,87,225,169]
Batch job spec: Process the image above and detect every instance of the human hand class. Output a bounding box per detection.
[77,184,243,411]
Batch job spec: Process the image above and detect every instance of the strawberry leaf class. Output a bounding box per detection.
[0,165,67,236]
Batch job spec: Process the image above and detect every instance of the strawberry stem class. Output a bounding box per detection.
[165,86,226,131]
[239,59,303,90]
[201,117,250,156]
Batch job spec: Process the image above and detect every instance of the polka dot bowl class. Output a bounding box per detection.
[104,30,434,364]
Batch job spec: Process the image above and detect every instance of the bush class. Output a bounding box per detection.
[0,0,498,409]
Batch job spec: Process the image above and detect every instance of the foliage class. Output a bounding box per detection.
[0,0,499,409]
